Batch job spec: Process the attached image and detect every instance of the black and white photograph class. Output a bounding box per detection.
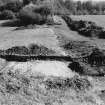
[0,0,105,105]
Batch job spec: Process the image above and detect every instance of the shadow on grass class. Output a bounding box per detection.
[0,19,38,31]
[0,19,47,31]
[1,19,27,27]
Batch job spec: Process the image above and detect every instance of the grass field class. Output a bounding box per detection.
[0,15,105,105]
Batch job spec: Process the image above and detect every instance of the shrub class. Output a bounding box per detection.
[0,2,23,12]
[5,46,29,55]
[46,16,54,25]
[68,62,84,74]
[0,10,15,20]
[23,0,31,6]
[2,44,55,56]
[19,6,47,25]
[99,30,105,39]
[62,15,105,39]
[18,4,52,25]
[6,83,20,93]
[19,10,44,25]
[45,76,91,91]
[34,6,52,16]
[28,44,55,56]
[0,5,5,11]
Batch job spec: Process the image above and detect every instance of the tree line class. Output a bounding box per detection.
[64,0,105,15]
[0,0,105,22]
[22,0,105,15]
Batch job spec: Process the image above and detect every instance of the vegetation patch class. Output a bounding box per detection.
[63,40,96,57]
[0,1,53,26]
[1,44,56,56]
[0,1,23,20]
[62,15,105,39]
[45,76,91,91]
[0,1,23,12]
[0,10,16,20]
[68,62,84,74]
[18,4,52,25]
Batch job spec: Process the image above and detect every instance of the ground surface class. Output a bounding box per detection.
[0,15,105,105]
[70,15,105,50]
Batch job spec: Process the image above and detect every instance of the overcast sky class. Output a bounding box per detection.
[74,0,105,2]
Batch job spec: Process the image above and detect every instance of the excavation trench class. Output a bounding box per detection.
[0,54,74,62]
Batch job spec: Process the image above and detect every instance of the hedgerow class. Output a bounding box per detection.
[62,15,105,39]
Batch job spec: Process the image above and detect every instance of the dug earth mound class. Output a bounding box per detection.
[6,61,75,78]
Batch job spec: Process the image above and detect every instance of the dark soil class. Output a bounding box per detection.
[0,44,56,56]
[45,76,91,91]
[63,40,97,58]
[62,15,105,39]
